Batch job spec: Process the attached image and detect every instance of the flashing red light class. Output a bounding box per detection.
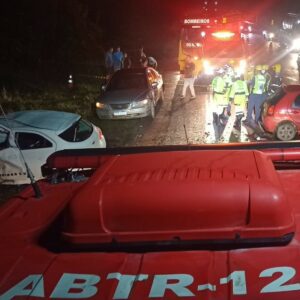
[212,31,235,39]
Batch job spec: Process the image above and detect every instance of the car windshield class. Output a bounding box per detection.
[4,2,300,299]
[106,72,148,90]
[203,42,245,58]
[2,2,300,148]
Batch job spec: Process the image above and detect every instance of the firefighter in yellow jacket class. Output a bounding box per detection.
[229,73,249,114]
[211,68,228,141]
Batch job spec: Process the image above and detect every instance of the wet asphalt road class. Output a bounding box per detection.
[96,37,300,148]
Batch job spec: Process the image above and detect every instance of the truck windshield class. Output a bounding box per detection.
[203,41,245,58]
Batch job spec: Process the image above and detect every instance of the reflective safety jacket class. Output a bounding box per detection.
[212,76,226,93]
[251,74,267,95]
[211,76,228,105]
[229,80,249,107]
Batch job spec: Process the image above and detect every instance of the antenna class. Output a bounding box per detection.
[0,104,42,199]
[183,124,190,145]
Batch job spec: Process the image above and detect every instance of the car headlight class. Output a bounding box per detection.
[96,102,105,109]
[292,38,300,49]
[131,99,149,108]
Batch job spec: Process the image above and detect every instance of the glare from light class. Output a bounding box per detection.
[292,38,300,50]
[201,31,206,37]
[269,32,275,39]
[212,31,235,39]
[240,59,247,69]
[194,56,199,60]
[96,102,105,109]
[203,60,214,75]
[248,26,252,32]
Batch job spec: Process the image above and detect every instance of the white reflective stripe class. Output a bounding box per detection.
[0,274,44,300]
[149,274,195,298]
[197,284,216,291]
[50,273,100,299]
[107,273,148,299]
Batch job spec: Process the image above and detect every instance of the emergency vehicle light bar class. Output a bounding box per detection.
[212,31,235,39]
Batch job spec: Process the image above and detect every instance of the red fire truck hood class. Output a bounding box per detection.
[1,149,300,300]
[60,150,294,246]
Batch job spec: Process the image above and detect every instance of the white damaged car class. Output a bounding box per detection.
[0,110,106,184]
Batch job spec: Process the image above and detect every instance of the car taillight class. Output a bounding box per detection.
[267,105,275,116]
[96,127,103,140]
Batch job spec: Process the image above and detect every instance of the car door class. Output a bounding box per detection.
[289,94,300,127]
[15,131,56,181]
[0,127,27,184]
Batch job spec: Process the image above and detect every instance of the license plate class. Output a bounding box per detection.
[114,111,127,116]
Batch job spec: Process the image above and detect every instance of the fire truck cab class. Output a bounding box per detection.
[179,12,249,78]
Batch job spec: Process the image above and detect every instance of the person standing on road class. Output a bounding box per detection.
[180,55,196,100]
[113,47,124,72]
[211,68,227,141]
[139,47,147,67]
[123,52,132,69]
[104,47,114,79]
[147,56,158,69]
[269,64,282,94]
[229,74,249,132]
[245,66,267,125]
[223,65,234,102]
[229,74,249,114]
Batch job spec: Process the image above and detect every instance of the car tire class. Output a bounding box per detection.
[149,101,156,119]
[275,121,297,141]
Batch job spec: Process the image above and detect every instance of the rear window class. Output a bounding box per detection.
[59,119,93,142]
[265,88,286,106]
[107,72,147,90]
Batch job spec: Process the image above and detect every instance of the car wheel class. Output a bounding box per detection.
[276,121,297,141]
[149,101,156,119]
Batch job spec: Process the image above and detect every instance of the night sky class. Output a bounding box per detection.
[0,0,299,82]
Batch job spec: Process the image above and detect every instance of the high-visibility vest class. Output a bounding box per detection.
[252,74,267,94]
[212,76,226,94]
[229,80,249,106]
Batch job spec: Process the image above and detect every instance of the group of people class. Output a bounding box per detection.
[104,47,132,76]
[211,63,282,140]
[104,46,158,78]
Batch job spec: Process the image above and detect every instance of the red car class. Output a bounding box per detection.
[262,85,300,141]
[1,146,300,300]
